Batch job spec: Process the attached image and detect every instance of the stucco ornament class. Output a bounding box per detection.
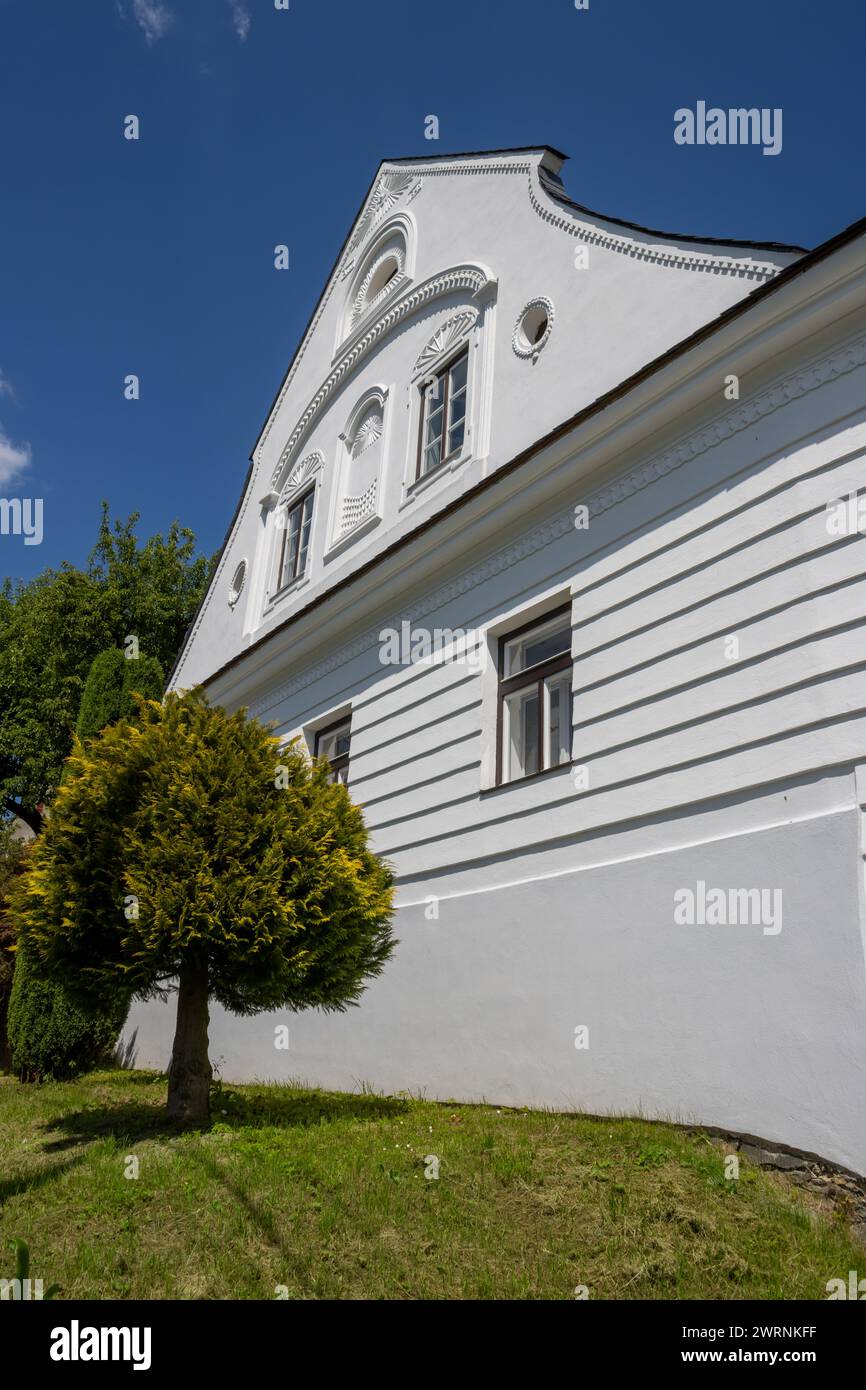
[347,172,416,257]
[351,411,383,458]
[227,560,247,608]
[513,296,555,360]
[414,311,477,375]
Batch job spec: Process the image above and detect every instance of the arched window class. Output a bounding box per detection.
[341,217,412,345]
[270,451,323,595]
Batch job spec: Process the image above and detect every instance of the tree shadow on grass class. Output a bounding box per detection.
[38,1085,408,1152]
[183,1146,303,1282]
[0,1152,89,1206]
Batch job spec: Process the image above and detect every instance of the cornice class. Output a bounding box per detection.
[242,328,866,718]
[405,156,783,281]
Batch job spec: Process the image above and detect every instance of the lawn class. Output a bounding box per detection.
[0,1069,860,1300]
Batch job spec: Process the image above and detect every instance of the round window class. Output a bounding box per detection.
[228,560,246,607]
[513,298,554,358]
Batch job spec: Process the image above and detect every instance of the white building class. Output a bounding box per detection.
[128,147,866,1174]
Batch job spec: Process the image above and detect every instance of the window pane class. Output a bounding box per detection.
[545,674,572,767]
[447,418,465,456]
[423,442,441,475]
[426,375,445,407]
[285,506,302,579]
[317,720,351,784]
[503,686,539,781]
[449,353,468,394]
[297,530,310,576]
[504,614,571,677]
[425,410,444,447]
[448,386,467,424]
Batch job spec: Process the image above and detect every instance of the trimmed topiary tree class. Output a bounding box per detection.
[75,647,164,742]
[10,689,395,1122]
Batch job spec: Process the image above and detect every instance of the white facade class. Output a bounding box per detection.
[127,148,866,1174]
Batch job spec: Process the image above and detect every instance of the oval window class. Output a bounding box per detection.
[228,560,246,607]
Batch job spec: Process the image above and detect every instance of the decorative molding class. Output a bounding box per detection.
[512,296,555,360]
[348,245,407,333]
[340,477,378,536]
[346,171,417,257]
[409,156,784,281]
[245,329,866,715]
[254,154,782,466]
[270,264,493,488]
[280,450,324,501]
[350,410,383,458]
[227,559,247,609]
[177,154,796,687]
[585,333,866,520]
[414,311,477,375]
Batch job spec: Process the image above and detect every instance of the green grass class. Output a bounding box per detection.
[0,1069,860,1300]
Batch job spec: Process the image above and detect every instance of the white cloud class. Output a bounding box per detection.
[0,426,31,487]
[228,0,251,42]
[0,369,15,400]
[131,0,175,45]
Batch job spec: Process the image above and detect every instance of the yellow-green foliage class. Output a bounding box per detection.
[10,689,395,1017]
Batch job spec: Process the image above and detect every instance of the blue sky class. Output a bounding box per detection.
[2,0,864,583]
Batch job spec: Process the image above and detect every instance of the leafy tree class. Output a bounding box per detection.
[0,507,212,832]
[0,567,113,832]
[10,690,395,1122]
[75,648,164,742]
[87,504,212,675]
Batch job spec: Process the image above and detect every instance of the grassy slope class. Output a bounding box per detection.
[0,1070,860,1300]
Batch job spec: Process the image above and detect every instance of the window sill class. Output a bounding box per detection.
[263,570,311,616]
[401,445,472,508]
[479,760,574,798]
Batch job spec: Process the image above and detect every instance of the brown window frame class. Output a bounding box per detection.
[415,346,469,481]
[314,715,352,785]
[495,605,573,787]
[273,486,315,595]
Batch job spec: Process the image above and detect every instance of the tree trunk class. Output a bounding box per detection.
[166,960,211,1123]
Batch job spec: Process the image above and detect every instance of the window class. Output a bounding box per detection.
[274,489,314,592]
[497,608,572,784]
[417,348,468,478]
[315,717,351,785]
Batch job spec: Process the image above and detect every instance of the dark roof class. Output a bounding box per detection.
[381,143,569,165]
[537,165,808,254]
